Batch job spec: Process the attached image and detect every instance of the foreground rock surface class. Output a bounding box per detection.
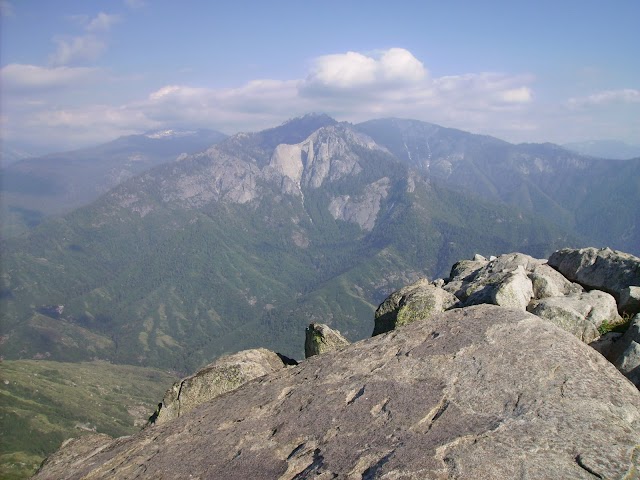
[304,323,350,358]
[548,247,640,315]
[35,305,640,479]
[156,348,287,424]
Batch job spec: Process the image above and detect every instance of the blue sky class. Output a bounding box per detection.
[1,0,639,154]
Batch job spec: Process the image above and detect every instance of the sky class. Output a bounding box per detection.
[1,0,639,155]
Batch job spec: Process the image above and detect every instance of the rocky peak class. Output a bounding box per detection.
[268,123,386,191]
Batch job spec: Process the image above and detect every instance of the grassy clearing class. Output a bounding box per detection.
[0,359,177,479]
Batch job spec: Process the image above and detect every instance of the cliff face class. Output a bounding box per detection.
[35,304,640,479]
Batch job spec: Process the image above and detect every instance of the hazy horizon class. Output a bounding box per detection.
[1,0,639,154]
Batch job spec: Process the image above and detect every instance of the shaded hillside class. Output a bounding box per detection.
[356,118,640,255]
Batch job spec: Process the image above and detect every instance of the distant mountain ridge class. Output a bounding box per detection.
[563,139,640,159]
[356,118,640,255]
[0,128,227,237]
[1,115,578,372]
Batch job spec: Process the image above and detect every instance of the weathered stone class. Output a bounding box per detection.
[34,305,640,479]
[373,278,459,335]
[156,348,286,424]
[620,286,640,316]
[304,323,350,358]
[446,253,539,308]
[529,263,583,299]
[527,290,622,343]
[610,314,640,388]
[589,331,623,358]
[548,247,640,314]
[442,258,487,299]
[491,265,534,310]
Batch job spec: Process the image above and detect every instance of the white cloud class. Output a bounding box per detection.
[49,35,106,66]
[1,63,100,92]
[303,48,427,93]
[9,47,638,151]
[500,87,533,104]
[86,12,121,32]
[568,89,640,107]
[46,12,119,66]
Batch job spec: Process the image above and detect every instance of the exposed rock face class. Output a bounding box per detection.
[373,278,459,336]
[304,323,350,358]
[548,247,640,315]
[444,253,541,307]
[608,314,640,387]
[328,177,390,231]
[34,305,640,479]
[621,286,640,317]
[267,124,384,192]
[528,290,622,343]
[528,262,583,299]
[156,348,287,424]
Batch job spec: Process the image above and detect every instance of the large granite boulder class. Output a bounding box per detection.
[548,247,640,315]
[373,278,458,335]
[528,262,583,299]
[35,305,640,479]
[304,323,350,358]
[444,253,541,308]
[527,290,622,343]
[156,348,287,424]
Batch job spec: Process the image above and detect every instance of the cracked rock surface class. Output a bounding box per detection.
[34,305,640,479]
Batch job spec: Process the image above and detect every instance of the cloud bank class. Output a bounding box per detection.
[2,48,638,152]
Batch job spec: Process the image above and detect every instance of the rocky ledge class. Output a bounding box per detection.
[34,247,640,479]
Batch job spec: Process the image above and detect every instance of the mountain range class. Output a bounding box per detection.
[0,128,227,238]
[564,139,640,159]
[1,114,638,375]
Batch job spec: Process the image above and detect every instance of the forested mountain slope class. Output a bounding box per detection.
[0,116,576,372]
[357,118,640,255]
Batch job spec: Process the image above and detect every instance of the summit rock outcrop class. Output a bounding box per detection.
[34,305,640,479]
[548,247,640,315]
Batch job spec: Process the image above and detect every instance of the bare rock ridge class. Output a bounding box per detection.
[549,247,640,315]
[34,305,640,479]
[34,247,640,479]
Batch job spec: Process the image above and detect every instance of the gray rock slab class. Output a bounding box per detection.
[529,263,583,299]
[528,290,621,343]
[589,331,623,358]
[621,286,640,317]
[548,247,640,315]
[610,314,640,388]
[445,253,539,308]
[156,348,286,424]
[490,265,534,310]
[304,323,350,358]
[373,278,459,335]
[35,305,640,480]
